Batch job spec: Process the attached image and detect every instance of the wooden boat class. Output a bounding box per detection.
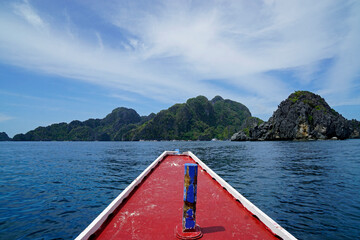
[76,151,297,239]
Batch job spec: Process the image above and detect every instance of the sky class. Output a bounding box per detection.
[0,0,360,137]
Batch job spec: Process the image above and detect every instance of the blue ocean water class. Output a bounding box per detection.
[0,140,359,240]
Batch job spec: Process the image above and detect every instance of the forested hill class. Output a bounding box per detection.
[123,96,251,140]
[12,96,252,141]
[12,107,151,141]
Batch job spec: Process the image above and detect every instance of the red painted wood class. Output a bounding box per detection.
[95,155,279,239]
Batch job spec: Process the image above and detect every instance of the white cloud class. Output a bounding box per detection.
[103,0,357,100]
[0,0,359,118]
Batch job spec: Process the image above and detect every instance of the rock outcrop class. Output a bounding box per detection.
[232,91,357,141]
[231,117,263,141]
[349,119,360,138]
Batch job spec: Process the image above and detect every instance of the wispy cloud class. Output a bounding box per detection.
[12,0,46,29]
[0,0,359,118]
[0,90,46,101]
[95,32,104,51]
[0,113,14,122]
[109,94,137,102]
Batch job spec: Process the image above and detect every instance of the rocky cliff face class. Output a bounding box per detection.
[232,91,356,141]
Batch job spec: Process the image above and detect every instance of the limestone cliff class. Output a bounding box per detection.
[231,91,357,141]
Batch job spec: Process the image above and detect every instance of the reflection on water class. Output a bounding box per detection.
[0,140,359,239]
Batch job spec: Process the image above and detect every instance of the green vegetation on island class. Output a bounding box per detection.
[12,107,147,141]
[123,96,251,140]
[12,95,251,141]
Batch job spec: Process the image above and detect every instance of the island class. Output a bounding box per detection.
[5,91,360,142]
[231,91,360,141]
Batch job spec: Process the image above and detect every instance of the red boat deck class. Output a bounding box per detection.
[91,154,281,239]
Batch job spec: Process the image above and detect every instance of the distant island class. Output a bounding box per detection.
[231,91,360,141]
[0,132,11,141]
[2,91,359,142]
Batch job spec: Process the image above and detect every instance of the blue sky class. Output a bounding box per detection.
[1,0,360,137]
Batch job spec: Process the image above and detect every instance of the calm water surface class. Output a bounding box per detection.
[0,140,359,239]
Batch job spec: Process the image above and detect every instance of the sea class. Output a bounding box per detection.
[0,140,359,240]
